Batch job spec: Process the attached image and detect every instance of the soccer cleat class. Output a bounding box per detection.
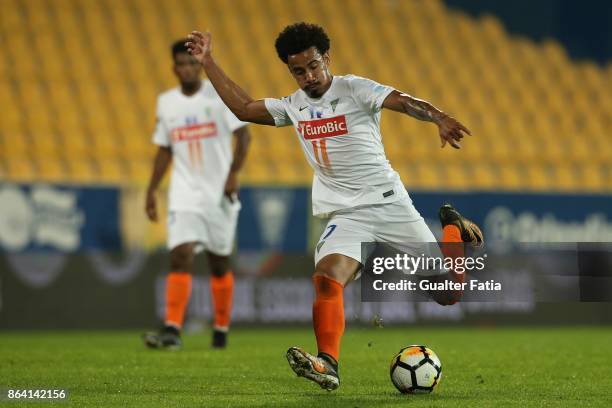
[212,329,227,349]
[439,204,484,248]
[286,347,340,391]
[142,325,182,350]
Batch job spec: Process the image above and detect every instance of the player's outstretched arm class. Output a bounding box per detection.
[383,90,471,149]
[186,31,275,126]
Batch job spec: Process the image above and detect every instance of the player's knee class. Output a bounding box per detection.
[314,265,341,285]
[170,244,194,272]
[314,265,349,288]
[208,254,230,277]
[314,254,360,287]
[210,262,229,277]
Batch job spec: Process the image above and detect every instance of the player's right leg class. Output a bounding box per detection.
[203,196,241,349]
[143,212,205,350]
[206,252,233,348]
[287,215,366,391]
[143,242,195,350]
[287,254,359,391]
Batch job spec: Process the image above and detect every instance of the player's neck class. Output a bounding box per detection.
[319,76,333,97]
[181,81,202,96]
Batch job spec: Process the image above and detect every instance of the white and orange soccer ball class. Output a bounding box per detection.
[389,345,442,393]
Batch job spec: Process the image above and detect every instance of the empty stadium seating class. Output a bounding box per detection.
[0,0,610,191]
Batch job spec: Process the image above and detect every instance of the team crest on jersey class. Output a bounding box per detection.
[330,98,339,112]
[297,115,348,140]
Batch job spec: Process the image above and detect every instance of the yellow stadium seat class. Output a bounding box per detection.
[0,0,610,191]
[28,110,56,139]
[122,137,150,161]
[469,163,498,190]
[37,159,66,183]
[410,163,444,190]
[567,138,591,164]
[17,82,47,109]
[125,159,151,184]
[66,159,97,183]
[525,165,552,191]
[0,105,24,135]
[2,133,29,158]
[57,125,91,157]
[499,166,522,190]
[31,135,61,159]
[552,165,579,191]
[0,0,25,31]
[6,158,36,181]
[97,159,125,184]
[579,165,605,191]
[442,164,471,190]
[486,137,511,163]
[242,160,272,185]
[275,162,309,185]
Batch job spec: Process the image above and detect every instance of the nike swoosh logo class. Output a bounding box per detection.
[299,106,308,111]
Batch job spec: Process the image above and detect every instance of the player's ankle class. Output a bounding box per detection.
[318,352,339,370]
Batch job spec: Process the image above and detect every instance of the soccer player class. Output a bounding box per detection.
[142,39,251,350]
[186,23,482,388]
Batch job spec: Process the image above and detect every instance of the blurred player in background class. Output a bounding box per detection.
[186,23,481,388]
[142,40,251,350]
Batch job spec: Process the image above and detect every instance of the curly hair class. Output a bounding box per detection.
[274,22,331,64]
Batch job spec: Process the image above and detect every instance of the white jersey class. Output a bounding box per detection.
[153,80,247,213]
[264,74,408,217]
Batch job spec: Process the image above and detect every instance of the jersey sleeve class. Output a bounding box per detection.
[152,97,170,146]
[264,97,292,127]
[348,76,395,114]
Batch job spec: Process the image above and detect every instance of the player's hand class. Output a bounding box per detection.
[145,189,158,222]
[437,115,471,149]
[186,31,212,64]
[224,171,239,202]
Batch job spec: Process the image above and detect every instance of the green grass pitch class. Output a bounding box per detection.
[1,327,611,407]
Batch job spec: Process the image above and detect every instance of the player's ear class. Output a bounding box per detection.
[323,51,331,67]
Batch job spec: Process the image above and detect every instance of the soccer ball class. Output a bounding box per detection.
[389,345,442,393]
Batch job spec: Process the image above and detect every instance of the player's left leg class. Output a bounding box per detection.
[431,204,484,305]
[143,242,197,350]
[144,211,207,350]
[206,251,233,348]
[375,198,483,305]
[287,213,368,391]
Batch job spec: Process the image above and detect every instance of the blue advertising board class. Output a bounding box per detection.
[0,183,121,252]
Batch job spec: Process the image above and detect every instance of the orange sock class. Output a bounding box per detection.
[312,275,345,363]
[442,224,465,285]
[210,272,234,331]
[165,272,192,328]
